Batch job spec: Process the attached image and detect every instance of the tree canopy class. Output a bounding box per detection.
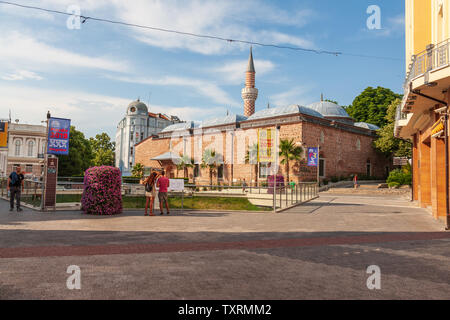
[89,132,115,167]
[58,126,93,176]
[373,98,412,157]
[345,86,402,128]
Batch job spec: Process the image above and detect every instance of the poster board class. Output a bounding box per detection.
[169,179,184,192]
[257,128,275,163]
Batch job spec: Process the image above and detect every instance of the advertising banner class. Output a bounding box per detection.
[307,147,319,167]
[257,128,275,163]
[47,117,71,155]
[0,121,7,148]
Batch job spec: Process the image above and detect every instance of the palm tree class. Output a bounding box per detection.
[245,143,259,187]
[201,149,220,186]
[181,154,194,179]
[279,139,303,183]
[131,163,144,179]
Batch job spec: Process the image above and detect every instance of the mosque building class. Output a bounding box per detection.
[134,49,391,184]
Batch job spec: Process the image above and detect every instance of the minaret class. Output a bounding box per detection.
[241,47,258,117]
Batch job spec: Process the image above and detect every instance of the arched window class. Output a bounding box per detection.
[28,140,34,157]
[356,138,361,151]
[15,140,21,156]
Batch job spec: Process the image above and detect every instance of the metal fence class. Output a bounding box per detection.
[0,178,319,213]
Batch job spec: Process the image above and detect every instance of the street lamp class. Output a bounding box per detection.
[40,111,51,211]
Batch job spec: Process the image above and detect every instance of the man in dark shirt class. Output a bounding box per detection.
[7,166,24,212]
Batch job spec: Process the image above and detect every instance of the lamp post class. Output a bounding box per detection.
[40,111,50,211]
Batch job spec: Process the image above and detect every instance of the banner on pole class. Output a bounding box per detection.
[0,121,8,148]
[257,129,275,163]
[47,117,71,155]
[307,147,319,167]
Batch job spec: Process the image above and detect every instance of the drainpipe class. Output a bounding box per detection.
[445,109,450,230]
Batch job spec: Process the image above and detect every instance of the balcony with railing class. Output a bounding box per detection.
[403,39,450,90]
[395,39,450,137]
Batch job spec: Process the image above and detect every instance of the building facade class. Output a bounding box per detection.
[395,0,450,226]
[5,122,46,178]
[115,99,181,176]
[135,48,390,184]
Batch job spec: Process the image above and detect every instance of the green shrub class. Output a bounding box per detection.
[388,181,401,188]
[386,168,412,186]
[330,176,339,183]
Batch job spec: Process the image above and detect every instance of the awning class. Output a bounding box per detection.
[431,119,444,138]
[151,151,181,163]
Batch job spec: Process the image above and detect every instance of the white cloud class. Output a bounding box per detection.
[111,0,316,55]
[109,75,240,107]
[1,70,43,81]
[148,105,225,122]
[270,86,314,107]
[0,85,131,138]
[214,59,275,84]
[0,31,129,73]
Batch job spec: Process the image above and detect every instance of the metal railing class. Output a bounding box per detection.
[404,39,450,89]
[1,178,319,212]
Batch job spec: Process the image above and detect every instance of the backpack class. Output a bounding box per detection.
[10,172,18,186]
[145,182,153,192]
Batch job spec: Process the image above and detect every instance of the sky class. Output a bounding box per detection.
[0,0,406,139]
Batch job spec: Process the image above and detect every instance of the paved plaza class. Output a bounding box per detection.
[0,191,449,299]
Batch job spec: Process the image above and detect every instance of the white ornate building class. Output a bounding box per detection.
[115,99,182,176]
[5,122,47,178]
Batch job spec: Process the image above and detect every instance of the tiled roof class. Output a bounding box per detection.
[160,121,197,133]
[354,122,380,131]
[200,114,247,128]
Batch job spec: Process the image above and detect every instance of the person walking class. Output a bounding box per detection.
[156,170,170,215]
[142,171,159,216]
[7,166,24,212]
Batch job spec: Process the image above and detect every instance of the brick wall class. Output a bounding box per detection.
[134,118,391,186]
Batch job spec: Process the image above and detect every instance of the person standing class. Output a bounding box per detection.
[141,171,159,216]
[157,170,170,215]
[7,166,24,212]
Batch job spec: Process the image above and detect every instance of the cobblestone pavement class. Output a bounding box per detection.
[0,193,449,299]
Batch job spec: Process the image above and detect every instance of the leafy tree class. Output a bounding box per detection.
[345,86,402,128]
[58,126,93,176]
[373,98,412,157]
[201,149,221,186]
[131,163,144,178]
[89,133,115,167]
[279,138,303,183]
[325,99,339,105]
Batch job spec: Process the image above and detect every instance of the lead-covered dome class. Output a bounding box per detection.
[247,104,323,121]
[127,99,148,115]
[306,101,353,123]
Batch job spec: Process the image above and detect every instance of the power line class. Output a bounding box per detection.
[0,0,403,61]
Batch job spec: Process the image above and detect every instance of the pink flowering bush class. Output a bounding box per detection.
[81,166,122,215]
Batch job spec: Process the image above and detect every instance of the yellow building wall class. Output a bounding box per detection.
[413,0,432,55]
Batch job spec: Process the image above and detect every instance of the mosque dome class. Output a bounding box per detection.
[354,122,380,131]
[247,104,323,121]
[306,101,352,119]
[127,99,148,116]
